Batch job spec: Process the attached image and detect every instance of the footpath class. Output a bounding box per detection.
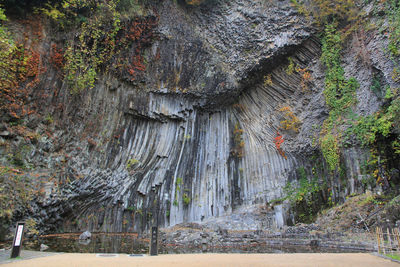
[0,251,399,267]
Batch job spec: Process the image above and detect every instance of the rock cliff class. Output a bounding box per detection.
[0,0,399,237]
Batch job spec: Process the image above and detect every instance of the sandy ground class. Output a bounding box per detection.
[1,253,399,267]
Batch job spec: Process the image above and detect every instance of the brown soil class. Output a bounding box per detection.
[2,253,399,267]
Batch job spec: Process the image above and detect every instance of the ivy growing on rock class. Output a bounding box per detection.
[61,0,122,93]
[40,0,158,93]
[272,167,331,223]
[319,23,359,172]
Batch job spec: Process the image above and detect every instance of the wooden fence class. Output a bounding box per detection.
[376,227,400,255]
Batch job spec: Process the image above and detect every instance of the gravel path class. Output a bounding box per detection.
[1,252,399,267]
[0,250,62,265]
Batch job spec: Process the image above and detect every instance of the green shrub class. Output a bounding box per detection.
[182,193,191,205]
[127,158,140,170]
[274,167,329,223]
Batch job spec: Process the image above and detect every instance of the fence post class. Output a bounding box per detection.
[394,228,400,253]
[376,227,380,254]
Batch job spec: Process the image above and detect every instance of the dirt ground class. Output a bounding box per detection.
[1,253,399,267]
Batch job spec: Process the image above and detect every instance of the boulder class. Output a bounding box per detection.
[40,244,49,251]
[79,230,91,240]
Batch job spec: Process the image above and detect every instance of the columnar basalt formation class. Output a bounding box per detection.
[1,0,399,237]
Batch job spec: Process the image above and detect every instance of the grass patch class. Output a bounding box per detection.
[385,254,400,261]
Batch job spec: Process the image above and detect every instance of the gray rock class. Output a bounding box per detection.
[79,231,91,240]
[0,131,12,137]
[4,0,394,238]
[40,244,49,251]
[78,239,91,246]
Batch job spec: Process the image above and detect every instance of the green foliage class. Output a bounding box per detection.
[321,24,359,120]
[0,8,36,119]
[182,193,191,205]
[0,8,10,46]
[117,0,145,17]
[346,86,400,154]
[37,3,66,22]
[61,0,121,93]
[45,114,54,124]
[385,87,395,99]
[370,73,383,98]
[358,194,385,206]
[135,208,142,215]
[32,1,157,94]
[231,123,244,158]
[126,206,135,211]
[284,169,321,203]
[263,74,273,86]
[0,166,34,222]
[0,7,7,21]
[274,167,329,223]
[285,57,296,75]
[386,254,400,261]
[25,218,39,236]
[320,133,340,172]
[172,177,184,207]
[386,0,400,57]
[347,113,392,146]
[291,0,360,26]
[175,177,183,188]
[126,158,140,170]
[290,0,311,18]
[279,106,301,132]
[318,23,359,172]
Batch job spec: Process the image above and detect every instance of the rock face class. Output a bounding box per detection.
[1,0,398,234]
[31,0,318,233]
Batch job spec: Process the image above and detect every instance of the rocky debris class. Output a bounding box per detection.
[78,239,91,246]
[199,204,282,231]
[381,195,400,227]
[316,192,398,232]
[157,195,391,252]
[159,222,375,252]
[40,244,49,251]
[284,224,321,236]
[79,231,91,240]
[0,131,12,138]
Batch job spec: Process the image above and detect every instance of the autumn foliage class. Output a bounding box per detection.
[120,17,158,81]
[0,18,43,120]
[274,132,287,159]
[279,106,301,132]
[50,44,65,70]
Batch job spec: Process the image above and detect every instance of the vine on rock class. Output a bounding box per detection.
[231,123,244,158]
[50,44,65,70]
[0,14,43,120]
[319,23,359,173]
[117,17,158,81]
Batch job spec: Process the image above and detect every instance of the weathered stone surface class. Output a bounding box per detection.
[2,0,397,236]
[39,244,49,251]
[79,231,92,240]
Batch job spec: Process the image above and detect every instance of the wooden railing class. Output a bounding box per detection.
[376,227,400,255]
